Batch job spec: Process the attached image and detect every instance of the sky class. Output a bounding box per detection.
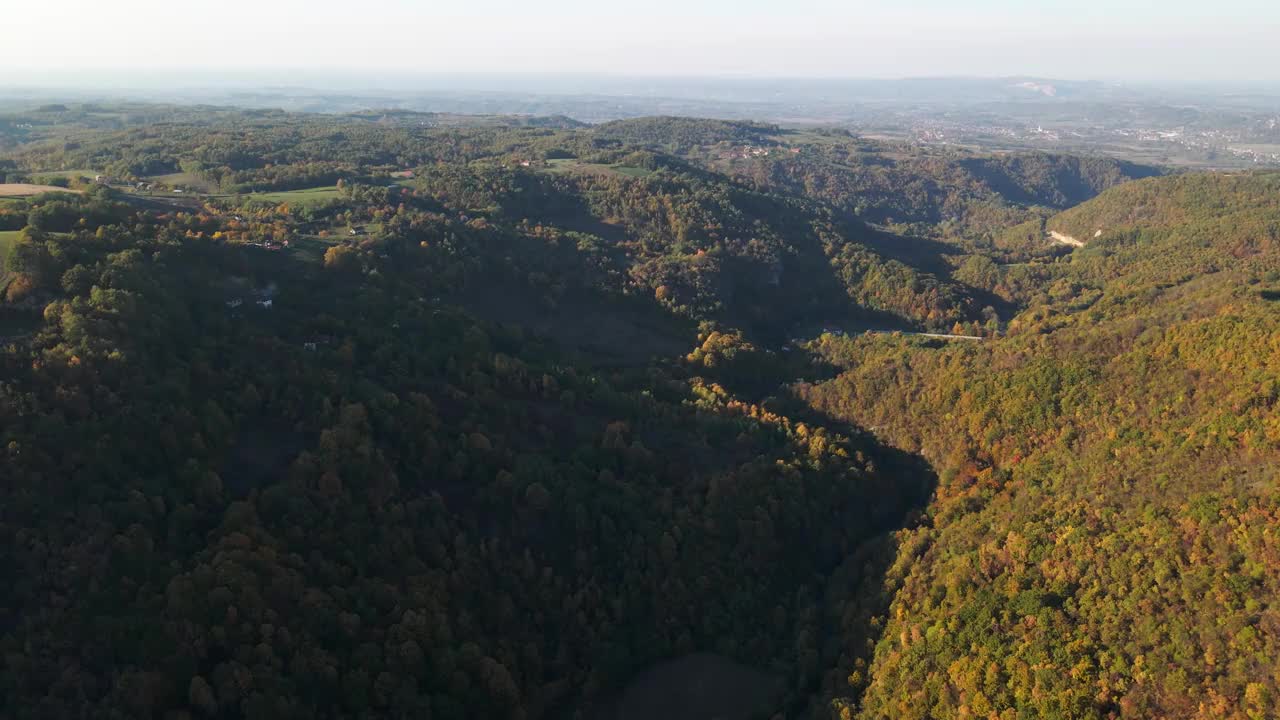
[2,0,1278,86]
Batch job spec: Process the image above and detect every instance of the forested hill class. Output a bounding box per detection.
[0,199,940,718]
[720,142,1159,234]
[3,106,1276,719]
[591,117,781,150]
[1050,170,1280,242]
[800,171,1280,719]
[579,118,1159,234]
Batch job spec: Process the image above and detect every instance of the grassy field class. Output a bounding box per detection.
[0,229,21,284]
[543,159,652,178]
[0,229,20,254]
[148,172,219,193]
[0,184,81,197]
[244,187,342,207]
[286,236,339,263]
[29,169,97,183]
[611,165,652,178]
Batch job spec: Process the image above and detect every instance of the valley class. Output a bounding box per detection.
[1,106,1278,720]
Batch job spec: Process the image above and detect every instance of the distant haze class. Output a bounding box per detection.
[3,0,1279,86]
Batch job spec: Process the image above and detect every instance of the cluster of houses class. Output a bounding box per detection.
[93,174,167,192]
[225,283,277,311]
[244,240,289,251]
[726,146,802,160]
[730,146,774,159]
[224,297,273,310]
[222,287,337,353]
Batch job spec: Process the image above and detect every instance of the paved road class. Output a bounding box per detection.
[865,330,984,341]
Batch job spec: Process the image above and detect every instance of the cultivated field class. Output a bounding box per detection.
[30,170,97,183]
[0,184,80,197]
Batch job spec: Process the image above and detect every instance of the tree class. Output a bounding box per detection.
[323,244,359,272]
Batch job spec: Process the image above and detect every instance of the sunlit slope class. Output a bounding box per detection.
[802,171,1280,719]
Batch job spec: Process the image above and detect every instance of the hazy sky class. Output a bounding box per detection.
[3,0,1278,84]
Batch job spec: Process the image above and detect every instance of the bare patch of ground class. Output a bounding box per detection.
[1048,230,1085,248]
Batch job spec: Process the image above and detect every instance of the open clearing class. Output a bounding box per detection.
[1048,230,1086,247]
[243,186,342,207]
[148,172,220,193]
[544,159,653,178]
[30,169,97,183]
[0,184,81,197]
[0,230,22,282]
[0,230,20,257]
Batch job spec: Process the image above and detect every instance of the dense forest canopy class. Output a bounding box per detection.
[2,105,1277,720]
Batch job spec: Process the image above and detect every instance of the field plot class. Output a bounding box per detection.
[243,187,342,207]
[543,159,653,178]
[0,229,22,284]
[0,229,20,255]
[29,169,97,182]
[0,184,80,197]
[147,172,220,193]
